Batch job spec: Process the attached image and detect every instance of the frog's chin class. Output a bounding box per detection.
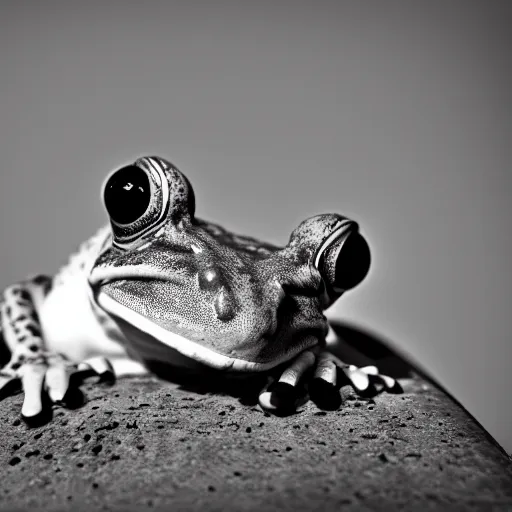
[95,291,304,373]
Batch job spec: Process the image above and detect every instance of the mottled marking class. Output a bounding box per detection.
[18,290,31,302]
[25,325,41,337]
[11,314,28,323]
[32,275,48,285]
[32,275,52,294]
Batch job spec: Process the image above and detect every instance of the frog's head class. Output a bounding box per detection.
[286,213,372,308]
[88,156,371,374]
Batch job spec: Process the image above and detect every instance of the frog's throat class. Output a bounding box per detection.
[96,292,305,372]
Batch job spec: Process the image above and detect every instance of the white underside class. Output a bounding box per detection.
[38,273,149,376]
[97,292,297,372]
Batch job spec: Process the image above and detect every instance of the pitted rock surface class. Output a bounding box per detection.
[0,374,511,512]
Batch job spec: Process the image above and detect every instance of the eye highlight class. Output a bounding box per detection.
[104,165,151,225]
[102,159,170,251]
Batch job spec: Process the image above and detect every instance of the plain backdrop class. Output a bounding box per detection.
[1,1,511,453]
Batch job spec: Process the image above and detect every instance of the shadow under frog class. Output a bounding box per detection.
[139,320,411,412]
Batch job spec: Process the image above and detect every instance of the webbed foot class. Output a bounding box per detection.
[0,354,115,427]
[258,349,402,415]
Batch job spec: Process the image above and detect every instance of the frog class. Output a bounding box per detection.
[0,156,400,426]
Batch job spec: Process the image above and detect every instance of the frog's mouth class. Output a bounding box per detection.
[89,267,317,373]
[95,290,300,372]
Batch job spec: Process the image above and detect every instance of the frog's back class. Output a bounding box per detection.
[195,218,280,260]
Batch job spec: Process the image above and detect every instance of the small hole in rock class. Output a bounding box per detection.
[92,445,103,455]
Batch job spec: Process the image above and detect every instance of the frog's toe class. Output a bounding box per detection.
[340,364,376,397]
[20,359,54,427]
[1,359,51,425]
[367,369,403,394]
[258,350,315,414]
[45,354,75,403]
[341,364,403,396]
[20,354,83,425]
[308,352,342,410]
[75,356,116,386]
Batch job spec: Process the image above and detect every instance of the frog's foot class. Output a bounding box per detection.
[0,354,115,427]
[258,349,402,414]
[75,356,116,385]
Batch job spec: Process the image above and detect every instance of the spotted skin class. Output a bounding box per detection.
[0,278,50,370]
[0,155,399,425]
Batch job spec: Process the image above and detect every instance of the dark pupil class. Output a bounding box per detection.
[335,233,371,291]
[104,165,151,224]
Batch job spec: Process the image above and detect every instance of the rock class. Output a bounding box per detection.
[0,322,511,511]
[0,373,510,511]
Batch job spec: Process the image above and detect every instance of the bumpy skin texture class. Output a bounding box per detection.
[0,156,398,425]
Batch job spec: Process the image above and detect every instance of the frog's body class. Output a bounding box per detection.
[0,156,396,426]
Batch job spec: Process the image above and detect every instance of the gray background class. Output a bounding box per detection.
[1,1,511,453]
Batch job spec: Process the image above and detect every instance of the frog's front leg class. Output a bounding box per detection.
[258,338,402,414]
[0,276,115,426]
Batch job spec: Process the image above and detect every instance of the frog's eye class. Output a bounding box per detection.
[102,159,170,250]
[315,230,371,298]
[104,165,151,224]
